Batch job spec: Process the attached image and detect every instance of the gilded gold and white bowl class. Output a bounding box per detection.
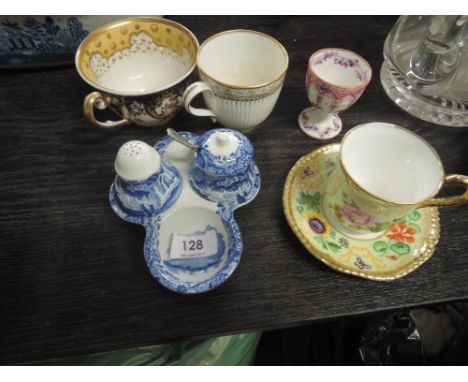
[76,17,199,128]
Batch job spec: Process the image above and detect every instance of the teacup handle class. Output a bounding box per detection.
[419,174,468,208]
[183,81,217,122]
[83,91,129,129]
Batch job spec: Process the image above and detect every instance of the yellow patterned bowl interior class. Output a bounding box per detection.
[75,17,199,95]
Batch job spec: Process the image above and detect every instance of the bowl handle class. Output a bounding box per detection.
[83,91,129,128]
[183,81,217,122]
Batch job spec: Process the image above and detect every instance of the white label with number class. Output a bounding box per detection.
[169,229,218,260]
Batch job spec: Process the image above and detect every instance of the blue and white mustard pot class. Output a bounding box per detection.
[189,128,260,205]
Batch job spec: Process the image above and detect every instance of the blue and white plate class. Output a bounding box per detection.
[109,132,260,294]
[0,16,161,68]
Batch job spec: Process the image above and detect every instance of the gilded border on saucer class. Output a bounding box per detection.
[283,144,441,281]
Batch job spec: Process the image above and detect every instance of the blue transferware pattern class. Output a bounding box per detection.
[0,16,151,67]
[189,128,260,205]
[153,131,197,157]
[189,162,260,205]
[0,16,89,66]
[108,131,259,294]
[143,209,243,294]
[194,128,253,176]
[111,159,182,225]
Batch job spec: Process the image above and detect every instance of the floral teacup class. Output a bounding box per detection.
[323,122,468,239]
[76,17,199,128]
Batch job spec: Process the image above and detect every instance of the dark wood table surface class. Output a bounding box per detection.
[1,15,468,364]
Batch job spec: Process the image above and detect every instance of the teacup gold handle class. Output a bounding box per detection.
[183,81,217,122]
[83,91,129,129]
[419,174,468,208]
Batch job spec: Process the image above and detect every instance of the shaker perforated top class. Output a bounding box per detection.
[114,140,161,182]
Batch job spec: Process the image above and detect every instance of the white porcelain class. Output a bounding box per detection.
[298,48,372,140]
[91,32,192,95]
[341,123,443,203]
[205,131,239,156]
[297,107,342,140]
[114,140,161,181]
[183,29,289,133]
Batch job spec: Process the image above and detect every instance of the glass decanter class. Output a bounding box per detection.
[381,16,468,127]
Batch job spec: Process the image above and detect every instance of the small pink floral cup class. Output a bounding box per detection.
[298,48,372,140]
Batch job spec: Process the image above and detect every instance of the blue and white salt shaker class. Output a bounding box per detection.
[113,140,182,216]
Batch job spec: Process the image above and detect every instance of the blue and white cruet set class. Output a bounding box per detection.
[109,128,260,294]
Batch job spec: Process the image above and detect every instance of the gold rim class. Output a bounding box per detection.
[282,144,440,281]
[75,17,199,97]
[340,123,446,206]
[308,47,373,90]
[197,29,289,89]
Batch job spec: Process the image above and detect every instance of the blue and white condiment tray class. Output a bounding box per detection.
[109,132,260,294]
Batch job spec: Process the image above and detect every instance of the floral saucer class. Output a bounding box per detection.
[283,144,440,281]
[298,107,342,140]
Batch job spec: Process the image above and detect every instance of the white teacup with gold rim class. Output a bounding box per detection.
[75,17,199,128]
[183,29,289,133]
[324,122,468,240]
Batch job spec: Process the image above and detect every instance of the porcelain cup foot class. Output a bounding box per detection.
[298,107,342,140]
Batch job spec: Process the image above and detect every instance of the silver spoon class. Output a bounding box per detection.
[166,128,200,152]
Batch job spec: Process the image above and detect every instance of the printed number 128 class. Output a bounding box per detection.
[182,240,204,251]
